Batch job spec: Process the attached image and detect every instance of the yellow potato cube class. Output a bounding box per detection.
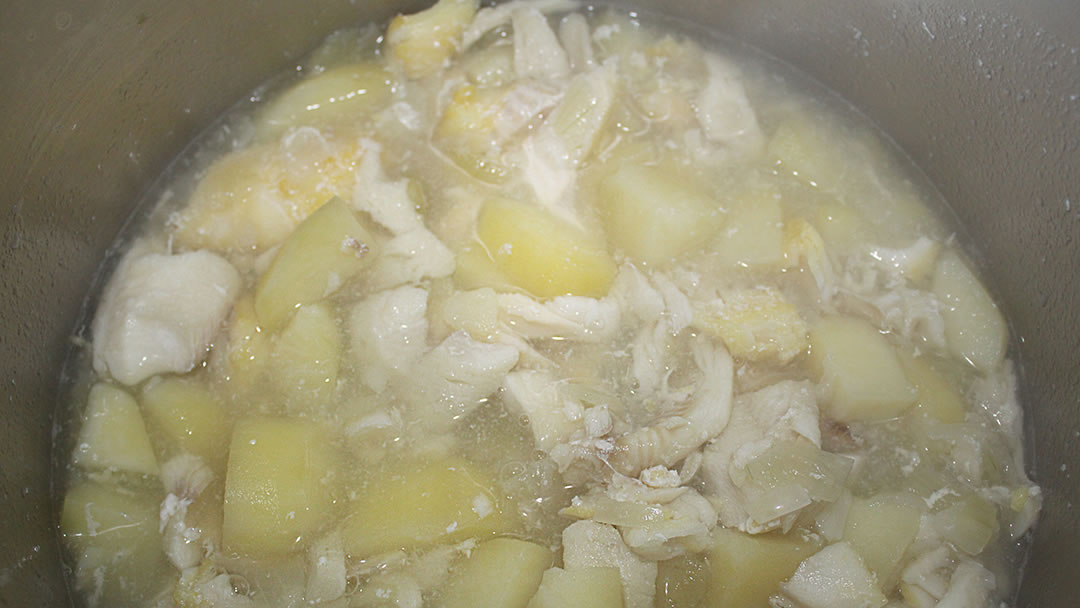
[932,250,1007,371]
[711,186,784,269]
[697,286,808,364]
[477,198,616,298]
[900,355,968,423]
[386,0,478,79]
[842,493,923,586]
[599,163,724,267]
[72,383,159,476]
[256,63,394,138]
[655,553,709,608]
[527,567,625,608]
[60,480,170,606]
[140,376,230,466]
[271,303,342,415]
[453,241,519,293]
[222,417,340,556]
[706,527,822,608]
[442,538,553,608]
[434,84,515,182]
[809,316,917,422]
[219,294,271,392]
[343,458,511,558]
[255,197,377,330]
[933,494,998,556]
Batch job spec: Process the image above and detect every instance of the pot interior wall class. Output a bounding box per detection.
[0,1,1075,606]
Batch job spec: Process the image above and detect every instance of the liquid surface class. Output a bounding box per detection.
[56,2,1040,607]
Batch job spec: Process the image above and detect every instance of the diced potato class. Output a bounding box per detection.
[270,303,342,414]
[173,146,294,254]
[255,197,377,331]
[812,203,872,255]
[706,527,822,608]
[931,250,1007,371]
[386,0,478,78]
[435,84,512,182]
[441,287,500,339]
[453,240,519,293]
[711,186,784,269]
[477,198,616,298]
[746,438,855,502]
[932,494,998,556]
[768,116,848,193]
[222,417,340,556]
[809,316,917,422]
[140,377,230,465]
[257,63,394,137]
[220,294,271,391]
[598,164,724,267]
[655,552,709,608]
[697,286,808,364]
[528,567,625,608]
[343,458,512,558]
[442,538,552,608]
[72,383,159,476]
[60,481,170,607]
[900,355,968,423]
[780,542,888,608]
[842,493,923,586]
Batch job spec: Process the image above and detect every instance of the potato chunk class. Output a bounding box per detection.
[386,0,478,78]
[809,316,917,422]
[706,527,822,607]
[476,198,616,298]
[528,567,625,608]
[932,250,1007,371]
[257,63,394,137]
[60,481,169,607]
[140,377,229,465]
[270,303,342,415]
[343,458,511,558]
[255,197,377,330]
[599,164,724,267]
[697,286,808,364]
[72,383,159,476]
[900,355,968,423]
[218,294,271,391]
[222,417,339,556]
[780,542,888,608]
[710,186,784,269]
[842,493,923,586]
[442,538,553,608]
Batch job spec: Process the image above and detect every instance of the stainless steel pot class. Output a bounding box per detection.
[1,0,1076,605]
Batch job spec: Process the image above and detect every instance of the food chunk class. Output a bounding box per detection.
[256,63,393,137]
[477,198,616,298]
[528,567,625,608]
[842,492,923,585]
[562,520,657,608]
[697,286,808,364]
[780,541,888,608]
[599,164,724,267]
[343,458,511,558]
[60,481,169,607]
[222,417,339,556]
[386,0,478,78]
[809,316,917,422]
[442,538,553,608]
[140,377,229,465]
[72,383,159,476]
[255,197,377,330]
[710,185,784,269]
[92,249,241,385]
[706,527,822,607]
[270,302,342,414]
[932,250,1007,371]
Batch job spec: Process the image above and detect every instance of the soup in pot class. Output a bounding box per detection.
[56,2,1040,607]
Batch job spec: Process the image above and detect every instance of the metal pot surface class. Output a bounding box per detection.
[0,1,1076,606]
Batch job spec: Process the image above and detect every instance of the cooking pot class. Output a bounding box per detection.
[0,0,1076,605]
